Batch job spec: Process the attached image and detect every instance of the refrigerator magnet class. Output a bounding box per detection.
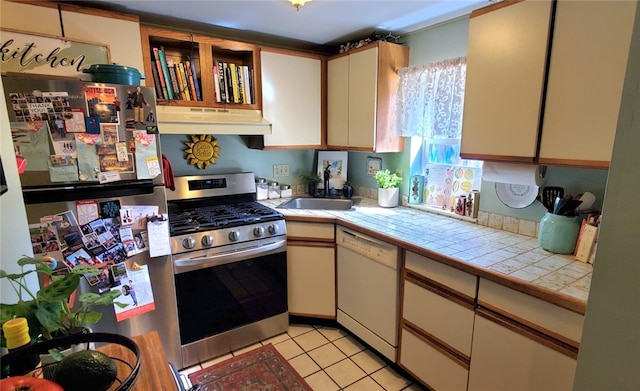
[85,116,101,134]
[116,142,129,162]
[100,200,121,219]
[76,200,99,226]
[120,208,134,225]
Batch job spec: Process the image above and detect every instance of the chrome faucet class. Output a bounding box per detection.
[323,166,331,197]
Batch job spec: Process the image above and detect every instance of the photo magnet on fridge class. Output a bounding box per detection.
[85,116,101,134]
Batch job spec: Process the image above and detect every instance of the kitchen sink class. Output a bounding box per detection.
[277,197,357,211]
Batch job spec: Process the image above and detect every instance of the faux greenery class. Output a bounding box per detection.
[0,256,125,347]
[300,174,322,185]
[374,169,403,189]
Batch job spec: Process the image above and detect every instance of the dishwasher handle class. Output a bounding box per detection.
[337,227,399,270]
[338,227,396,249]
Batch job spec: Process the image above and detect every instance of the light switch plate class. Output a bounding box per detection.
[273,164,290,177]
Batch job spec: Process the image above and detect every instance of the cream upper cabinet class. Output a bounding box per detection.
[461,0,636,169]
[461,0,553,163]
[347,48,378,150]
[260,49,324,149]
[327,56,350,147]
[539,0,636,168]
[327,42,407,152]
[1,1,143,71]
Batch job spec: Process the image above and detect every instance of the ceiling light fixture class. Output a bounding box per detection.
[289,0,311,11]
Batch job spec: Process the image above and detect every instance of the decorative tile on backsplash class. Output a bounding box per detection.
[488,213,504,229]
[352,187,541,238]
[476,211,538,239]
[477,211,489,226]
[518,219,538,237]
[503,216,519,233]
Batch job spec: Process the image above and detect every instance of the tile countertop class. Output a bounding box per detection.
[262,197,593,315]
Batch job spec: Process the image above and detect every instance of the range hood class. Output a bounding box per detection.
[156,105,272,135]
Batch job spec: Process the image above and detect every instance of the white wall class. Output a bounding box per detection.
[0,77,38,303]
[573,4,640,390]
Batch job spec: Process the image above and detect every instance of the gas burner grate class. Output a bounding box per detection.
[168,201,283,236]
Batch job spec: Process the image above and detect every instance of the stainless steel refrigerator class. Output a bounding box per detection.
[1,75,181,367]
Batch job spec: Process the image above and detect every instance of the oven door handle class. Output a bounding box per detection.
[173,239,286,273]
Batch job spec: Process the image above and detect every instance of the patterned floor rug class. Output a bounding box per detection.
[188,343,313,391]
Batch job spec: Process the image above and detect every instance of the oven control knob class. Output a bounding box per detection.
[182,237,196,249]
[268,224,278,235]
[253,226,265,238]
[228,230,240,242]
[201,235,214,246]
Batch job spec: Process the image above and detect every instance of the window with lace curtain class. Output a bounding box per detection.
[394,57,483,211]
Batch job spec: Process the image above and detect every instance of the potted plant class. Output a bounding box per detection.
[300,174,322,197]
[374,169,403,207]
[0,256,124,349]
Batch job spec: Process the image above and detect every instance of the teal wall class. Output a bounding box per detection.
[347,151,404,190]
[160,135,315,183]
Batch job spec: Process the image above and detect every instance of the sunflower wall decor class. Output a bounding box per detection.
[184,135,221,169]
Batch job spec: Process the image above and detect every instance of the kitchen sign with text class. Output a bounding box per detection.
[0,29,110,77]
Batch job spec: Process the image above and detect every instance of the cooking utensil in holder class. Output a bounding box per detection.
[540,186,565,212]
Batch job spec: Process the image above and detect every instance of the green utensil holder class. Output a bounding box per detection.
[537,212,581,254]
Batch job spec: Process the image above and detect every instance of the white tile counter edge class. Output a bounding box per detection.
[263,197,592,313]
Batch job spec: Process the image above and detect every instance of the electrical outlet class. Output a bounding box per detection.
[273,164,290,177]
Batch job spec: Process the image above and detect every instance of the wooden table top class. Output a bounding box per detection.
[97,331,178,391]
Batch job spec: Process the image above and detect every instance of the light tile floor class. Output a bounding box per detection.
[179,323,426,391]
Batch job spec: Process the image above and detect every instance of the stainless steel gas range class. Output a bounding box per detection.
[166,172,288,369]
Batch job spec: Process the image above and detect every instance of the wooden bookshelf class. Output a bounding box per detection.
[140,26,261,110]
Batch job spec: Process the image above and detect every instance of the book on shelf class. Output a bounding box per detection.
[235,63,245,104]
[185,60,198,102]
[216,61,228,103]
[229,63,240,104]
[151,47,168,99]
[173,62,186,100]
[166,60,182,101]
[157,47,174,100]
[189,57,202,101]
[177,62,191,101]
[149,57,164,99]
[248,68,255,104]
[213,70,221,103]
[242,65,252,105]
[224,63,234,103]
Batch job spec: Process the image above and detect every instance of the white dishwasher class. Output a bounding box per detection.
[336,226,400,361]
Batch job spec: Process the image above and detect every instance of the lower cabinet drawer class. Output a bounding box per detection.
[403,280,475,357]
[400,328,469,391]
[468,312,577,391]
